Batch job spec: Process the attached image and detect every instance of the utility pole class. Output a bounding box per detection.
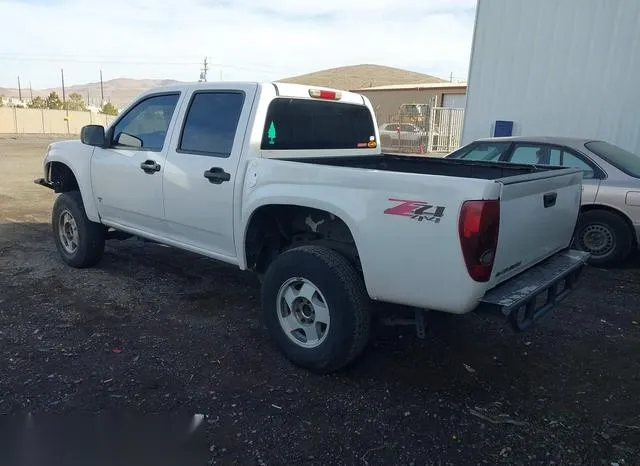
[100,69,105,104]
[17,76,22,102]
[450,72,453,83]
[29,81,34,100]
[199,57,209,82]
[61,68,70,133]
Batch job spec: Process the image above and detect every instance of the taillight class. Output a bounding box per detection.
[458,200,500,282]
[308,89,342,100]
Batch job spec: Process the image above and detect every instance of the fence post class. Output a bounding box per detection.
[12,107,18,134]
[446,109,453,151]
[41,108,45,133]
[428,107,436,154]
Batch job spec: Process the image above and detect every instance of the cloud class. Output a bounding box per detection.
[0,0,477,88]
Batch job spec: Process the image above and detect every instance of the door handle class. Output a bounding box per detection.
[204,167,231,184]
[543,192,557,208]
[140,160,161,174]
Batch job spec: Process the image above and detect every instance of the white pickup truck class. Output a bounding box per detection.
[35,81,590,373]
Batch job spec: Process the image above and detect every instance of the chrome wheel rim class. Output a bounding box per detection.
[578,223,615,258]
[58,209,79,254]
[276,277,330,348]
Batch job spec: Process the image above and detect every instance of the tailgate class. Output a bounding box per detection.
[490,168,583,286]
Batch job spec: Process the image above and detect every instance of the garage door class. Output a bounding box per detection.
[442,94,467,109]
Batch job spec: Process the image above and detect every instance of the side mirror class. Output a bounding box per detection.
[80,125,106,147]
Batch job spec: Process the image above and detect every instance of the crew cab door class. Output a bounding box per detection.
[91,92,182,234]
[162,84,258,260]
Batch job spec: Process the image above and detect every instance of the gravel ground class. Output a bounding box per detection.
[1,135,639,465]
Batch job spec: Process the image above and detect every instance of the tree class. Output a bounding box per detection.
[28,96,46,109]
[100,102,118,116]
[65,92,87,111]
[0,95,4,107]
[45,91,63,110]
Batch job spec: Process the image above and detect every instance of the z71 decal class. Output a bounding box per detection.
[384,199,446,223]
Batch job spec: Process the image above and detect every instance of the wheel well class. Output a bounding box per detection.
[48,162,79,193]
[244,205,361,274]
[580,204,636,245]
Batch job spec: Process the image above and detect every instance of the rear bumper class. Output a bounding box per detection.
[477,249,590,332]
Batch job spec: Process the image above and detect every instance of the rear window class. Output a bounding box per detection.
[261,98,376,150]
[585,141,640,178]
[446,141,511,161]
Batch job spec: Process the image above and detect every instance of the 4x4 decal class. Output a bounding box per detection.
[384,199,445,223]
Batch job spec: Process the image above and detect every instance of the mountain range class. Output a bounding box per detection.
[0,65,446,108]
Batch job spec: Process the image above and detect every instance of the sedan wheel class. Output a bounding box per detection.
[574,210,633,266]
[577,223,616,258]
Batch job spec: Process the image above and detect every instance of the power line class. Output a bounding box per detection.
[0,53,291,73]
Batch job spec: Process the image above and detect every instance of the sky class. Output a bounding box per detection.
[0,0,478,89]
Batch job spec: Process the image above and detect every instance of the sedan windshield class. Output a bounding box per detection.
[585,141,640,178]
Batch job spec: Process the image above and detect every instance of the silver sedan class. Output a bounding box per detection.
[446,136,640,266]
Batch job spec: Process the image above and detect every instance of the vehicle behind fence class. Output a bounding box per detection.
[378,107,464,156]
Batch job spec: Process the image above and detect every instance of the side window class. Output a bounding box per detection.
[549,148,562,165]
[512,144,596,178]
[452,141,510,161]
[111,94,180,151]
[559,150,596,179]
[509,144,546,164]
[178,92,245,157]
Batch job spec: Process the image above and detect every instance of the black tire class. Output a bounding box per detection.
[261,245,372,373]
[52,191,105,268]
[574,210,633,267]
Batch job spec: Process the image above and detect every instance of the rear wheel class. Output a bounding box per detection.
[261,245,371,373]
[52,191,105,268]
[574,210,633,266]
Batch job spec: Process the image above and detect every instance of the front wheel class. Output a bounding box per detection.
[261,245,372,373]
[573,210,633,267]
[52,191,106,268]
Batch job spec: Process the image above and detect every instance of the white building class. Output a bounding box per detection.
[462,0,640,154]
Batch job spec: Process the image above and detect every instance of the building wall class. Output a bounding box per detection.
[462,0,640,154]
[0,108,116,135]
[357,87,467,124]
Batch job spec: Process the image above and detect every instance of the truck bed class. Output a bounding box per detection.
[282,153,562,180]
[266,151,582,311]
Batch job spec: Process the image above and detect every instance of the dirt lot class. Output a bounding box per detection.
[1,135,639,465]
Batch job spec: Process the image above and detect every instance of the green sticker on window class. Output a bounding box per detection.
[267,121,277,145]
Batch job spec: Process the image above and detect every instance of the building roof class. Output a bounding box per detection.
[351,82,468,92]
[279,64,447,91]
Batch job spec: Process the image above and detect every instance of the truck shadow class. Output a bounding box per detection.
[2,221,639,398]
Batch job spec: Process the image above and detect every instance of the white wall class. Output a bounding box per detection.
[442,93,467,108]
[462,0,640,154]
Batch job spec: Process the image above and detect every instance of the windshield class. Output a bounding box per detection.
[585,141,640,178]
[261,98,376,150]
